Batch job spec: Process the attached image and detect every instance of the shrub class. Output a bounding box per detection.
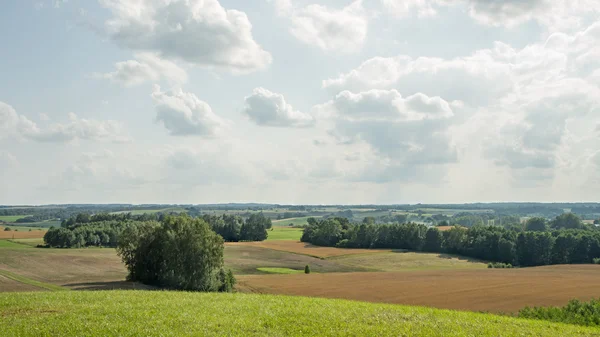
[518,298,600,326]
[487,262,513,269]
[304,265,311,274]
[593,258,600,265]
[3,227,11,231]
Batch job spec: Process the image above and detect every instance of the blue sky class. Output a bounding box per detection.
[1,0,600,205]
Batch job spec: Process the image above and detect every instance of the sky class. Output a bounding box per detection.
[1,0,600,205]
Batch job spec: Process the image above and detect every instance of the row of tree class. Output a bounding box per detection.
[44,212,273,248]
[201,213,271,242]
[301,217,600,267]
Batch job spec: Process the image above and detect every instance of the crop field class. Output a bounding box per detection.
[237,265,600,313]
[0,243,127,290]
[266,226,303,241]
[0,228,47,239]
[223,244,365,274]
[272,216,318,227]
[1,291,598,337]
[228,240,395,258]
[0,215,30,222]
[330,252,487,272]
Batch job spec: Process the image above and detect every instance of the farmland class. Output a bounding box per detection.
[237,265,600,313]
[227,240,396,258]
[1,291,598,337]
[266,226,303,241]
[0,215,30,222]
[0,227,47,239]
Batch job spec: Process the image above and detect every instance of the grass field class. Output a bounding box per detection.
[7,238,44,247]
[266,226,303,241]
[0,291,598,337]
[272,216,319,227]
[237,265,600,313]
[0,215,30,222]
[256,267,305,274]
[330,252,487,272]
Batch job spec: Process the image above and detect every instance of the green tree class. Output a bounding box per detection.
[423,228,443,252]
[116,215,234,292]
[551,213,583,230]
[525,217,547,232]
[304,265,310,274]
[240,213,268,241]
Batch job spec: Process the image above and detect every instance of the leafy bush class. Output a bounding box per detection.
[593,258,600,264]
[304,265,311,274]
[487,262,513,268]
[518,298,600,327]
[3,227,11,231]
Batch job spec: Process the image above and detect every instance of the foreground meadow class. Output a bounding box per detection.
[1,291,598,337]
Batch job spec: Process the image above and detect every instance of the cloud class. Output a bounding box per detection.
[0,101,130,143]
[242,88,315,127]
[380,0,600,31]
[94,53,187,87]
[275,0,368,53]
[100,0,272,73]
[381,0,437,18]
[322,47,514,106]
[162,147,248,185]
[0,151,18,168]
[317,89,459,183]
[151,85,227,137]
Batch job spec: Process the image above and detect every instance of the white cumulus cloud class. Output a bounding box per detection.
[242,88,314,127]
[94,53,188,87]
[100,0,272,73]
[151,85,227,137]
[274,0,368,53]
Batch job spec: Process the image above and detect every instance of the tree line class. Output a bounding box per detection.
[44,212,273,248]
[301,215,600,267]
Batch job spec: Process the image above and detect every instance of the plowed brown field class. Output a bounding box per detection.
[237,265,600,313]
[227,240,394,258]
[0,229,46,239]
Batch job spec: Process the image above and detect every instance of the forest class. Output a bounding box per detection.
[301,214,600,267]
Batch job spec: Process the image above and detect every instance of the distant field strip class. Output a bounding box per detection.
[237,265,600,313]
[229,241,394,258]
[0,270,65,292]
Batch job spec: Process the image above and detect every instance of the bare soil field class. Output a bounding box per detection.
[237,265,600,313]
[0,228,47,239]
[228,240,394,258]
[224,245,365,274]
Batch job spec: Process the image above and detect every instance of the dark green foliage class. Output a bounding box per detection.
[240,213,269,241]
[116,215,234,292]
[3,227,11,231]
[551,213,584,230]
[424,228,443,252]
[304,265,310,274]
[525,217,547,232]
[518,299,600,327]
[301,216,600,267]
[487,262,513,268]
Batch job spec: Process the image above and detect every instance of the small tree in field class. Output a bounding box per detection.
[304,265,310,274]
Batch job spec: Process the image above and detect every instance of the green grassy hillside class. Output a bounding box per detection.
[0,291,597,336]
